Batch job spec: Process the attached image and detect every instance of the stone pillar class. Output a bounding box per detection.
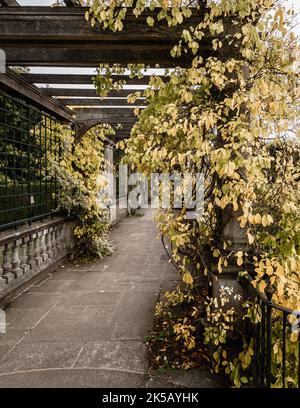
[211,64,251,305]
[211,213,248,306]
[104,142,116,223]
[104,142,114,199]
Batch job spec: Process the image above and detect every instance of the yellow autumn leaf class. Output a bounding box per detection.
[258,79,269,96]
[262,214,269,227]
[247,232,255,245]
[290,332,299,343]
[258,281,267,293]
[183,272,194,285]
[275,264,284,277]
[266,264,273,275]
[237,257,243,266]
[254,213,262,224]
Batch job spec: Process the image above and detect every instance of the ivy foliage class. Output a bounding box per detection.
[85,0,299,386]
[50,124,114,260]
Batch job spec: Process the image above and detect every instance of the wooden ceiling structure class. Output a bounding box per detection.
[0,1,209,141]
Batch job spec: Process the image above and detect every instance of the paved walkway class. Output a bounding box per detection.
[0,210,223,388]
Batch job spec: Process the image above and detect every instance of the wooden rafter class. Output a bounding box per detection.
[0,69,73,122]
[46,88,138,98]
[23,74,166,85]
[73,107,138,124]
[0,7,205,67]
[60,98,145,107]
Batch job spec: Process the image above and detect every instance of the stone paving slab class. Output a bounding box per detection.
[29,278,77,294]
[59,291,122,306]
[109,323,150,340]
[0,328,26,347]
[0,345,11,360]
[8,293,63,309]
[0,342,83,374]
[0,369,145,388]
[74,341,147,373]
[5,307,54,331]
[0,210,223,388]
[146,369,228,388]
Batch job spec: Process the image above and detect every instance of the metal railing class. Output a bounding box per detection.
[0,90,62,231]
[243,276,300,388]
[161,234,300,388]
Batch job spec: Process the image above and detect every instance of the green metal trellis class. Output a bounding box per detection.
[0,90,63,231]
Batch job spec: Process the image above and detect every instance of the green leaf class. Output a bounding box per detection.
[147,16,155,27]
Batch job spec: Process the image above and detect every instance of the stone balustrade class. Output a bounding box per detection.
[0,217,75,302]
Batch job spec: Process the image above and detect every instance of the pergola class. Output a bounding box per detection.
[0,2,210,141]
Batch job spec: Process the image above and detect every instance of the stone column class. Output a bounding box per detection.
[104,142,115,223]
[211,64,250,305]
[211,213,249,307]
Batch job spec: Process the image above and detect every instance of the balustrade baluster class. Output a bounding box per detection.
[2,243,13,283]
[40,229,48,264]
[11,240,22,278]
[45,228,53,262]
[27,234,37,271]
[34,232,43,268]
[51,227,58,259]
[20,237,30,275]
[0,245,6,290]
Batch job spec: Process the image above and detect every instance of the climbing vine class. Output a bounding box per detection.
[84,0,300,386]
[51,124,114,260]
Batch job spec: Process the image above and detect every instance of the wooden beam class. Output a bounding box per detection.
[0,7,205,67]
[73,107,138,113]
[73,107,137,115]
[48,88,137,97]
[0,7,202,41]
[3,47,190,68]
[23,73,166,85]
[60,98,145,107]
[0,0,20,6]
[75,121,133,139]
[0,69,73,122]
[74,109,137,124]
